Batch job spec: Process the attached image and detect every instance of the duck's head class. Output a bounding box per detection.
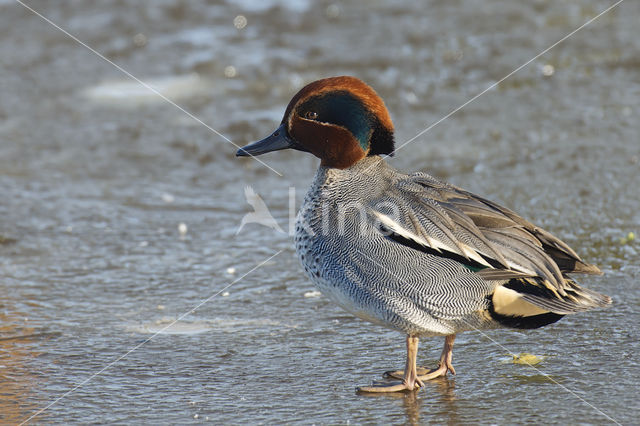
[236,76,395,169]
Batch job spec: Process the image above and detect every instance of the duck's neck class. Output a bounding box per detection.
[319,155,384,176]
[310,155,391,198]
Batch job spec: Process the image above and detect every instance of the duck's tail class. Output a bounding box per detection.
[486,275,611,329]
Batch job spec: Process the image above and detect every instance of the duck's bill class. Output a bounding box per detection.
[236,123,307,157]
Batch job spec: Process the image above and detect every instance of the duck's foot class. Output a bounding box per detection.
[384,366,447,380]
[420,360,455,380]
[357,377,424,393]
[358,335,425,393]
[384,334,456,381]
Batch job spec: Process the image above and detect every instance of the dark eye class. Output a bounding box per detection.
[305,111,318,120]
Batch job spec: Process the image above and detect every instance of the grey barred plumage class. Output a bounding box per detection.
[296,157,513,336]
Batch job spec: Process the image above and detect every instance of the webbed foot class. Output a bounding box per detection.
[357,377,424,393]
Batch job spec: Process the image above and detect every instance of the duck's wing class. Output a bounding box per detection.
[369,172,608,312]
[448,185,602,276]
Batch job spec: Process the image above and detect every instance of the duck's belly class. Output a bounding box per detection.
[294,218,492,336]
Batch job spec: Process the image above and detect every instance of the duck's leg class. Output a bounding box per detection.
[358,335,423,393]
[417,334,456,380]
[384,334,456,381]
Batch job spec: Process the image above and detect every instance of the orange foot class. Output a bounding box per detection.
[383,334,456,382]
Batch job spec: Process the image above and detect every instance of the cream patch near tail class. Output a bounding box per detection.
[492,285,549,317]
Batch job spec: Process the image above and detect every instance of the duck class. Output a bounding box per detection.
[236,76,611,392]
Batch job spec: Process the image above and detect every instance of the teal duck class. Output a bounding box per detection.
[237,76,611,392]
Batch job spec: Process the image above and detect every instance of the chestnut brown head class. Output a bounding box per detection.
[237,76,395,169]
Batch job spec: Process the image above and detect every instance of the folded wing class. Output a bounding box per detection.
[369,172,609,317]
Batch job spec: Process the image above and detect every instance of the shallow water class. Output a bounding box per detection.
[1,0,639,424]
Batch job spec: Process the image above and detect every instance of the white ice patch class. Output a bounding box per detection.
[82,74,208,106]
[229,0,311,12]
[127,317,291,335]
[128,318,213,335]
